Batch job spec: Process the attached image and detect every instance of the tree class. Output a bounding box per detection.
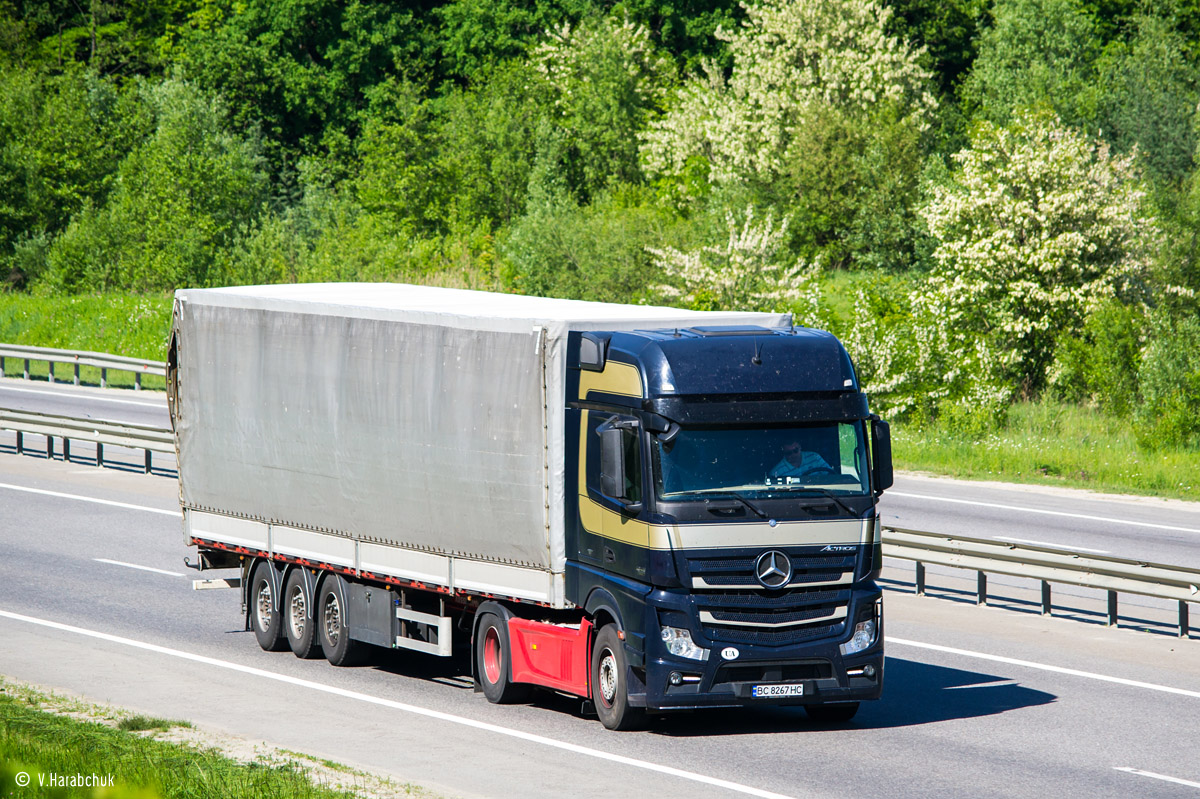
[960,0,1101,127]
[648,206,818,312]
[533,14,674,200]
[1095,12,1199,187]
[44,77,268,291]
[169,0,437,169]
[642,0,936,186]
[918,110,1157,398]
[0,68,145,287]
[640,0,936,268]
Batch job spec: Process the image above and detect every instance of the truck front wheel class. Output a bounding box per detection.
[250,562,287,652]
[591,625,643,731]
[475,613,532,704]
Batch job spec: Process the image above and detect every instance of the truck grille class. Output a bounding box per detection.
[688,550,857,647]
[689,551,856,591]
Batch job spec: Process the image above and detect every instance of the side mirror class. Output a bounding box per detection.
[598,424,643,515]
[871,418,894,494]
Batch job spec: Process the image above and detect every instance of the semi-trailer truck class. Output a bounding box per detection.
[171,283,892,730]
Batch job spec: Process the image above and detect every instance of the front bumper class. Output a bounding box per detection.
[634,586,884,710]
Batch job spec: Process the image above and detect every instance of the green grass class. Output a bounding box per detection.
[0,292,173,390]
[895,399,1200,500]
[116,716,190,733]
[0,687,362,799]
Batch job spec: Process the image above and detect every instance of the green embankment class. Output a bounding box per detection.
[0,683,363,799]
[896,400,1199,500]
[0,293,172,390]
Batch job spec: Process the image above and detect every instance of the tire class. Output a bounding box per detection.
[475,613,532,704]
[804,702,860,724]
[250,562,287,652]
[284,570,322,659]
[318,578,364,667]
[591,624,644,731]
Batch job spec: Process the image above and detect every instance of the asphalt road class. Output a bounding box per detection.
[882,474,1200,567]
[0,377,169,428]
[1,454,1199,798]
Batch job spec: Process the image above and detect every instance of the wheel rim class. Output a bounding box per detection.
[323,593,341,647]
[483,626,502,685]
[289,586,306,639]
[598,648,618,707]
[255,581,273,632]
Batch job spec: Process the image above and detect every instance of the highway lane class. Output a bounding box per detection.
[2,455,1199,798]
[0,377,169,428]
[882,473,1200,567]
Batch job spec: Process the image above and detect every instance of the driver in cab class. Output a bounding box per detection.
[769,440,832,479]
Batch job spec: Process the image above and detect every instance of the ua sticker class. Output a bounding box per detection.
[721,647,740,661]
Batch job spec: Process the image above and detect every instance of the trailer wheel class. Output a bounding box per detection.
[475,613,531,704]
[250,562,287,652]
[284,570,322,659]
[318,579,363,667]
[591,624,644,731]
[804,702,860,724]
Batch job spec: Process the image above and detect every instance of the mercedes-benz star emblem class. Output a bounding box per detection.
[754,550,792,589]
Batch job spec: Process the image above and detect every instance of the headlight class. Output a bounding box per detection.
[660,626,709,661]
[839,619,877,656]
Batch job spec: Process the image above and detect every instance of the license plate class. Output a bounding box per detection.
[751,683,804,698]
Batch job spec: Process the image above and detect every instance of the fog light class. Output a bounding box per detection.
[660,626,709,661]
[863,664,876,678]
[669,671,683,686]
[839,620,877,656]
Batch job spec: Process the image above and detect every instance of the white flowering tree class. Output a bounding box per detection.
[532,16,673,197]
[640,0,936,186]
[647,207,821,316]
[918,109,1157,399]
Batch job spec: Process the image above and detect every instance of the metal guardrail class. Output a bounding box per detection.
[883,526,1199,637]
[0,409,174,473]
[0,343,165,390]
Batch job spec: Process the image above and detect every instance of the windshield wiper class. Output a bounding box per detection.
[728,492,768,519]
[792,487,856,517]
[703,492,768,519]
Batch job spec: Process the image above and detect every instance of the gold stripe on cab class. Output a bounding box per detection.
[578,361,643,400]
[577,501,868,552]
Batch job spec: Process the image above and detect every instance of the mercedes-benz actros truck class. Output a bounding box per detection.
[172,283,892,730]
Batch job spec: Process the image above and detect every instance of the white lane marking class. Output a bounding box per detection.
[1114,767,1200,789]
[0,482,179,517]
[0,609,804,799]
[889,491,1200,535]
[94,558,184,577]
[993,536,1110,554]
[0,383,165,408]
[888,637,1200,699]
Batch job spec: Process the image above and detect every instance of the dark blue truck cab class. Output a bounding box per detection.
[564,325,891,728]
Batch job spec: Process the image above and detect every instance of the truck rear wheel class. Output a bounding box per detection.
[475,613,532,704]
[804,702,860,724]
[284,570,322,659]
[591,625,643,731]
[250,562,287,652]
[318,578,364,666]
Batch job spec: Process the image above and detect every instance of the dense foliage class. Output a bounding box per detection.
[2,0,1199,450]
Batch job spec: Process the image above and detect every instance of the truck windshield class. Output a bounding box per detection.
[653,423,870,500]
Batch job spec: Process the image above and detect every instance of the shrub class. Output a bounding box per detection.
[1134,316,1200,449]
